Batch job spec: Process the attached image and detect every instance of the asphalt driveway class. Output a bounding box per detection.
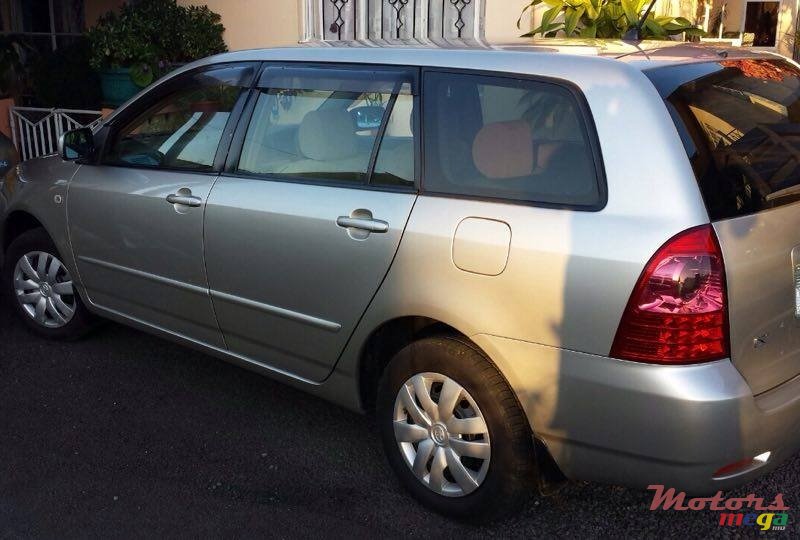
[1,298,799,538]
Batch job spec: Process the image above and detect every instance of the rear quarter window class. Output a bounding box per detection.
[646,58,800,220]
[422,71,604,208]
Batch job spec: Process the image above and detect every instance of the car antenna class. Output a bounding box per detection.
[622,0,658,41]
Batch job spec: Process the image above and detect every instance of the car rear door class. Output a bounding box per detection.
[203,64,419,381]
[647,58,800,394]
[68,63,256,347]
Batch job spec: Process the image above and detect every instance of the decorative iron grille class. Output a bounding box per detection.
[301,0,485,43]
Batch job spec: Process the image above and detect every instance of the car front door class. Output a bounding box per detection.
[68,63,256,347]
[203,64,419,381]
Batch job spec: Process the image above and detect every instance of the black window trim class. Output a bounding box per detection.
[221,61,421,194]
[93,61,260,175]
[419,67,608,212]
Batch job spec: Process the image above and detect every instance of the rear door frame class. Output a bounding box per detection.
[203,60,422,381]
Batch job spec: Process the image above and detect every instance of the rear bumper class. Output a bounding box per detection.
[473,334,800,494]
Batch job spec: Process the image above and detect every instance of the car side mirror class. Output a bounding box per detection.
[59,128,95,161]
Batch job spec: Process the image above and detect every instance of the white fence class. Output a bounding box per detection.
[9,107,103,162]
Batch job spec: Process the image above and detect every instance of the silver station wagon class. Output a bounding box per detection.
[4,40,800,521]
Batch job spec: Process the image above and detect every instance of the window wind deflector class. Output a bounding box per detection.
[195,64,257,88]
[258,66,414,94]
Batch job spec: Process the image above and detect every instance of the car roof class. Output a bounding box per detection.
[200,38,780,73]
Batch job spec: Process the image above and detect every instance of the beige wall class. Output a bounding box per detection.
[485,0,535,42]
[178,0,300,50]
[85,0,126,27]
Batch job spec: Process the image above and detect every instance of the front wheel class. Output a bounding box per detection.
[3,228,94,340]
[377,336,537,522]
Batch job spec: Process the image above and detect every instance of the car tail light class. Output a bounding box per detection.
[610,225,729,364]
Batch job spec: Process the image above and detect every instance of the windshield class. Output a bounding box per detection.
[645,58,800,220]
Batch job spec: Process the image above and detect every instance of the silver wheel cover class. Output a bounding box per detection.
[13,251,76,329]
[393,372,491,497]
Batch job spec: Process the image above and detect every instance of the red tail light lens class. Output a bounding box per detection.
[610,225,729,364]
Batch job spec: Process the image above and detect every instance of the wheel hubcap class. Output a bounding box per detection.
[393,372,491,498]
[13,251,75,329]
[430,423,449,446]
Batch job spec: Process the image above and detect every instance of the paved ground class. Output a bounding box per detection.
[1,298,799,539]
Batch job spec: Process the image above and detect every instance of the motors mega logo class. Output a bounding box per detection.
[647,485,790,531]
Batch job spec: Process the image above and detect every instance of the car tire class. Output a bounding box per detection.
[377,335,537,522]
[3,228,94,340]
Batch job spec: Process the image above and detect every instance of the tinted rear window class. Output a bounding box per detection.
[422,71,602,208]
[646,59,800,220]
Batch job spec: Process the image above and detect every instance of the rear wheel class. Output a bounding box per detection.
[3,228,94,339]
[377,336,537,522]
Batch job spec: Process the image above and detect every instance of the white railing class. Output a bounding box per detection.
[9,107,103,162]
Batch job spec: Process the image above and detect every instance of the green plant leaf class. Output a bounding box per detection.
[564,6,585,35]
[540,4,563,34]
[519,0,700,40]
[579,22,598,37]
[643,17,667,38]
[88,0,226,74]
[682,27,707,37]
[673,17,694,26]
[621,0,640,25]
[576,0,600,20]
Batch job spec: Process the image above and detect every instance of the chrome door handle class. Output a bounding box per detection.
[336,216,389,233]
[166,193,202,207]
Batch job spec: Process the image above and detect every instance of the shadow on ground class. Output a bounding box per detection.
[0,300,797,538]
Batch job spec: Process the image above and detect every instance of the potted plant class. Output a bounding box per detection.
[87,0,226,107]
[518,0,703,39]
[30,38,101,110]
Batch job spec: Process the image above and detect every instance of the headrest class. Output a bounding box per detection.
[472,121,533,179]
[385,98,414,137]
[298,109,358,161]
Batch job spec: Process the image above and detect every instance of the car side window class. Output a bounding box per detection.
[423,71,601,207]
[372,89,415,187]
[236,66,415,187]
[103,64,254,171]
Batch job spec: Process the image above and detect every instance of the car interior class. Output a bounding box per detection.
[237,87,415,186]
[426,74,598,205]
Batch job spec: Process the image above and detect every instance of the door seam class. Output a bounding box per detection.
[203,174,228,349]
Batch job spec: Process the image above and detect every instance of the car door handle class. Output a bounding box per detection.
[336,216,389,233]
[166,193,202,207]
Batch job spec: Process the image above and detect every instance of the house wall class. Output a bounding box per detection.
[485,0,535,42]
[177,0,301,49]
[91,0,800,57]
[711,0,798,57]
[85,0,126,27]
